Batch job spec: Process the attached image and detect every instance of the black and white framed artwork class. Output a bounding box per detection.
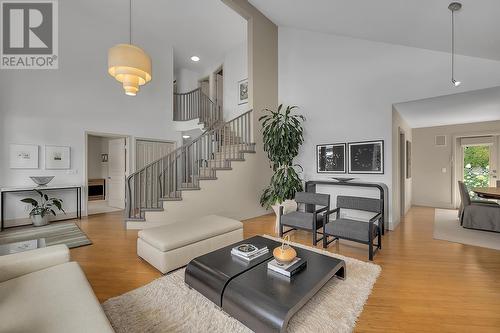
[348,140,384,174]
[9,144,39,169]
[316,143,346,173]
[45,145,71,169]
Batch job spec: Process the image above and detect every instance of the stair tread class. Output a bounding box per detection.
[160,197,182,201]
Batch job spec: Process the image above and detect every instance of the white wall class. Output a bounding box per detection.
[412,120,500,208]
[181,41,249,122]
[0,0,181,190]
[392,109,413,222]
[222,42,249,121]
[175,68,201,93]
[278,27,500,229]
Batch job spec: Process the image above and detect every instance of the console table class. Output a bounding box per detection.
[0,185,82,231]
[305,180,388,232]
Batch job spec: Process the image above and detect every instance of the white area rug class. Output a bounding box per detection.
[434,209,500,250]
[103,235,381,333]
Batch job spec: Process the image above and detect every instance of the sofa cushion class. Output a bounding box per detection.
[0,261,114,333]
[0,244,69,283]
[138,215,243,252]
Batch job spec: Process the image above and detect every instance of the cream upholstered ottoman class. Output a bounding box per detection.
[137,215,243,273]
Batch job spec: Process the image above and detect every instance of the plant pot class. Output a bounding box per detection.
[272,199,298,232]
[31,215,49,227]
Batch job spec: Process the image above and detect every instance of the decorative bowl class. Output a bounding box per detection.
[331,177,355,182]
[30,176,55,186]
[273,235,297,265]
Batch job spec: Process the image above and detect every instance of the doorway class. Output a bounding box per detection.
[135,138,176,170]
[85,132,130,215]
[198,77,209,96]
[214,66,223,111]
[399,129,406,217]
[458,136,498,198]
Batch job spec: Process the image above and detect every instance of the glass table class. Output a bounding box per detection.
[0,238,46,256]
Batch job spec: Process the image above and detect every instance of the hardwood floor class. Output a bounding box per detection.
[72,207,500,332]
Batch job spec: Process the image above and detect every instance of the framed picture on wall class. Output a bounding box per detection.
[406,140,412,179]
[238,78,248,105]
[316,143,346,173]
[348,140,384,174]
[9,144,39,169]
[45,145,71,169]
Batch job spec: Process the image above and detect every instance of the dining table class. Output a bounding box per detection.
[473,187,500,200]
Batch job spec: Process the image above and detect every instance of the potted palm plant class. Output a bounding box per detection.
[21,189,65,227]
[259,104,305,231]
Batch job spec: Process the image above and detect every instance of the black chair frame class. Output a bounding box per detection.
[278,196,329,246]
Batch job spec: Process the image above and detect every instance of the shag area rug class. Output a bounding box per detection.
[434,209,500,250]
[103,235,381,333]
[0,222,92,249]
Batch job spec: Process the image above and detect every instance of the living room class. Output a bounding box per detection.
[1,0,500,332]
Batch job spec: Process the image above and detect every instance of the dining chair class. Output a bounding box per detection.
[458,181,499,224]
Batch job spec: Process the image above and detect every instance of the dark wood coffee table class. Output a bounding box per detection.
[185,236,346,333]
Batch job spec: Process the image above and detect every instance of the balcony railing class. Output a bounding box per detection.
[173,87,222,129]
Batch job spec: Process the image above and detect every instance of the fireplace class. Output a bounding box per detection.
[88,178,105,201]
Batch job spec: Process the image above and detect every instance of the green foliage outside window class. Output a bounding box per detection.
[463,145,490,198]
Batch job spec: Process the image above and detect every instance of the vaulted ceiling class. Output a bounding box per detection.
[394,86,500,128]
[137,0,246,73]
[250,0,500,60]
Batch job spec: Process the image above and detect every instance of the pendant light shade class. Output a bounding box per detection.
[108,44,152,96]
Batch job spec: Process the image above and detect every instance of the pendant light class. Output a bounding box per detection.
[448,2,462,87]
[108,0,152,96]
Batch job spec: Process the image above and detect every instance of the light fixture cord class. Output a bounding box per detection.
[451,8,455,81]
[129,0,132,44]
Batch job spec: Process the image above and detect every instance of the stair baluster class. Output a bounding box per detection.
[126,110,254,221]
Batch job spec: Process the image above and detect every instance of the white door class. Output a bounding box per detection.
[457,136,498,204]
[108,138,126,209]
[200,79,209,96]
[216,73,223,111]
[135,140,175,170]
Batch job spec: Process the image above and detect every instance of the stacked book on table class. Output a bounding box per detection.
[267,257,307,277]
[231,243,269,262]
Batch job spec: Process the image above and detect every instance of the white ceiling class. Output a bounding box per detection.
[394,86,500,128]
[137,0,246,73]
[249,0,500,60]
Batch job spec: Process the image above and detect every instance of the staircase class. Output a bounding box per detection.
[125,110,254,223]
[173,87,222,129]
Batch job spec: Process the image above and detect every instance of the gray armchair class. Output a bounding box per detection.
[458,181,500,232]
[323,196,382,261]
[279,192,330,246]
[458,181,498,223]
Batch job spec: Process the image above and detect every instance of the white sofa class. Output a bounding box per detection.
[0,245,114,333]
[137,214,243,273]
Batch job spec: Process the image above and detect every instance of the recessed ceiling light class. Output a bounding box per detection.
[190,56,200,62]
[182,135,191,139]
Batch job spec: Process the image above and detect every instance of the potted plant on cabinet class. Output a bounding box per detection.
[21,189,65,227]
[259,104,305,231]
